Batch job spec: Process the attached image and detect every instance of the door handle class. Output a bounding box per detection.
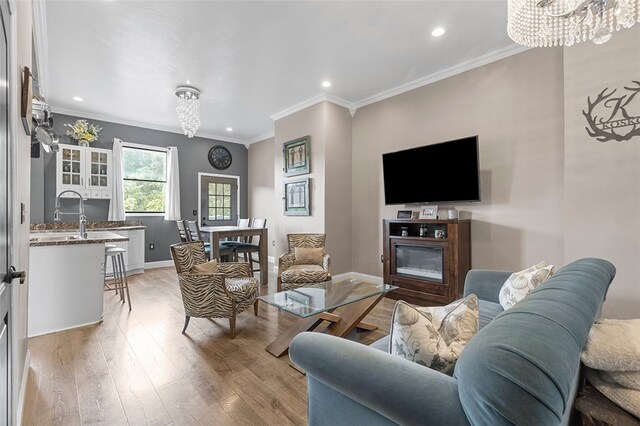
[4,266,26,284]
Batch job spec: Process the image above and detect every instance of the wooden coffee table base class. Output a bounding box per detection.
[265,294,383,358]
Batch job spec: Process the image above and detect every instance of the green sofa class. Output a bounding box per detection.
[289,257,616,425]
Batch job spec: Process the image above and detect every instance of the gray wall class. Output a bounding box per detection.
[30,113,249,262]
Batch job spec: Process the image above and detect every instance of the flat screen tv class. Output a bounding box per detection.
[382,136,480,205]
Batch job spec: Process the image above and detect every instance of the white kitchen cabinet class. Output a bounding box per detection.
[104,228,145,276]
[56,143,112,199]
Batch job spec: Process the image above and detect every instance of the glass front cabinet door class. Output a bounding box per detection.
[56,144,112,199]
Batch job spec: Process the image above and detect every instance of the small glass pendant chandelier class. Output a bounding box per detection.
[175,86,201,138]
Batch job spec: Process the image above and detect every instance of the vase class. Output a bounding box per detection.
[78,140,89,147]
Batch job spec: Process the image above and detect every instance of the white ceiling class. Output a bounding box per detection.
[43,1,523,145]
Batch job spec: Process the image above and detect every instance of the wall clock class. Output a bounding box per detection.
[208,145,232,170]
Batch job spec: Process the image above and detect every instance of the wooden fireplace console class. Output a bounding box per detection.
[383,219,471,306]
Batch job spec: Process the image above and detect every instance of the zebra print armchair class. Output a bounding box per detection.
[170,241,259,338]
[277,233,332,292]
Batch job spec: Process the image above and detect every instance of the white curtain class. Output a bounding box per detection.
[164,146,181,220]
[108,138,126,221]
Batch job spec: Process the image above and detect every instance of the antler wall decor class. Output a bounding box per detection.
[583,81,640,142]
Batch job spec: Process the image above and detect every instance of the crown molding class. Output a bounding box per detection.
[268,44,528,123]
[32,0,50,99]
[50,106,249,146]
[353,44,530,110]
[270,93,355,122]
[247,131,275,145]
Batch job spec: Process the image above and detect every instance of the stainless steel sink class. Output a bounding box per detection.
[30,235,83,242]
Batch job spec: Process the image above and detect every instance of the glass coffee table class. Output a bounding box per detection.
[260,280,397,357]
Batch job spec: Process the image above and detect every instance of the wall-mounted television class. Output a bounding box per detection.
[382,136,480,205]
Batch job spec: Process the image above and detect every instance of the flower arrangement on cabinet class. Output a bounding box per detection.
[64,119,102,146]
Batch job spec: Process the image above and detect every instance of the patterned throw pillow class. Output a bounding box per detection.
[499,261,555,310]
[389,294,479,373]
[191,259,219,274]
[294,247,324,266]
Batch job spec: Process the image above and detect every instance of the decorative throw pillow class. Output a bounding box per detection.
[389,294,479,373]
[191,259,219,274]
[294,247,324,266]
[417,294,479,356]
[499,261,555,310]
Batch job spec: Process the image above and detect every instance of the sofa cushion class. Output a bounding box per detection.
[389,295,479,373]
[281,264,329,283]
[478,300,503,329]
[498,261,555,310]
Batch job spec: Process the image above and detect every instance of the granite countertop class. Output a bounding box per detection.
[30,231,129,247]
[30,220,145,232]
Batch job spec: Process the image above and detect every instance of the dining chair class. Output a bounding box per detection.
[176,220,190,243]
[218,218,249,260]
[225,218,266,277]
[187,220,234,261]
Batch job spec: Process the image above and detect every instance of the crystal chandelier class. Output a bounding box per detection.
[508,0,639,47]
[175,86,201,138]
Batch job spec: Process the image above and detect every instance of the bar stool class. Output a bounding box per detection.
[104,245,132,310]
[104,244,118,294]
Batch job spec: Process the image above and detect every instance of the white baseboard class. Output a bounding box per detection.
[144,260,174,269]
[332,271,383,284]
[16,349,30,426]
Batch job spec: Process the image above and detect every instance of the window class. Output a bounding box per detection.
[208,182,232,220]
[122,145,167,213]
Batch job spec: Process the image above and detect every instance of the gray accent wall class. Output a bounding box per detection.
[30,113,248,262]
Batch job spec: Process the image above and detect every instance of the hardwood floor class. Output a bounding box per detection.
[22,266,395,425]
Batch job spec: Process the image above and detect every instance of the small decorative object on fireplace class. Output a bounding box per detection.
[419,205,438,219]
[396,210,412,219]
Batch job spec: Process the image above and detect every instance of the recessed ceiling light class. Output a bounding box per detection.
[321,81,332,88]
[72,96,84,102]
[432,27,445,37]
[226,127,233,132]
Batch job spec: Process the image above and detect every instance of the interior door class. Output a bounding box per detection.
[200,174,238,227]
[0,1,11,422]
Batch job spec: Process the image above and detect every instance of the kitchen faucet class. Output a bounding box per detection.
[54,190,87,239]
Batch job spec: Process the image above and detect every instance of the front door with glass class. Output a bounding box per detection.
[199,174,238,227]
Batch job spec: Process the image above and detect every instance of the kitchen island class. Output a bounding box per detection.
[28,231,128,337]
[31,220,146,276]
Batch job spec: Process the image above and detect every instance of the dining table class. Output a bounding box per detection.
[200,225,269,285]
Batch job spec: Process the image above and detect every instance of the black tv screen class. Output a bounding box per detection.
[382,136,480,205]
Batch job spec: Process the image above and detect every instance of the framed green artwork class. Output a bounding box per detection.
[283,136,310,177]
[284,178,310,216]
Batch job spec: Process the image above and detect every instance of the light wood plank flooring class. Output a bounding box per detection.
[22,266,395,425]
